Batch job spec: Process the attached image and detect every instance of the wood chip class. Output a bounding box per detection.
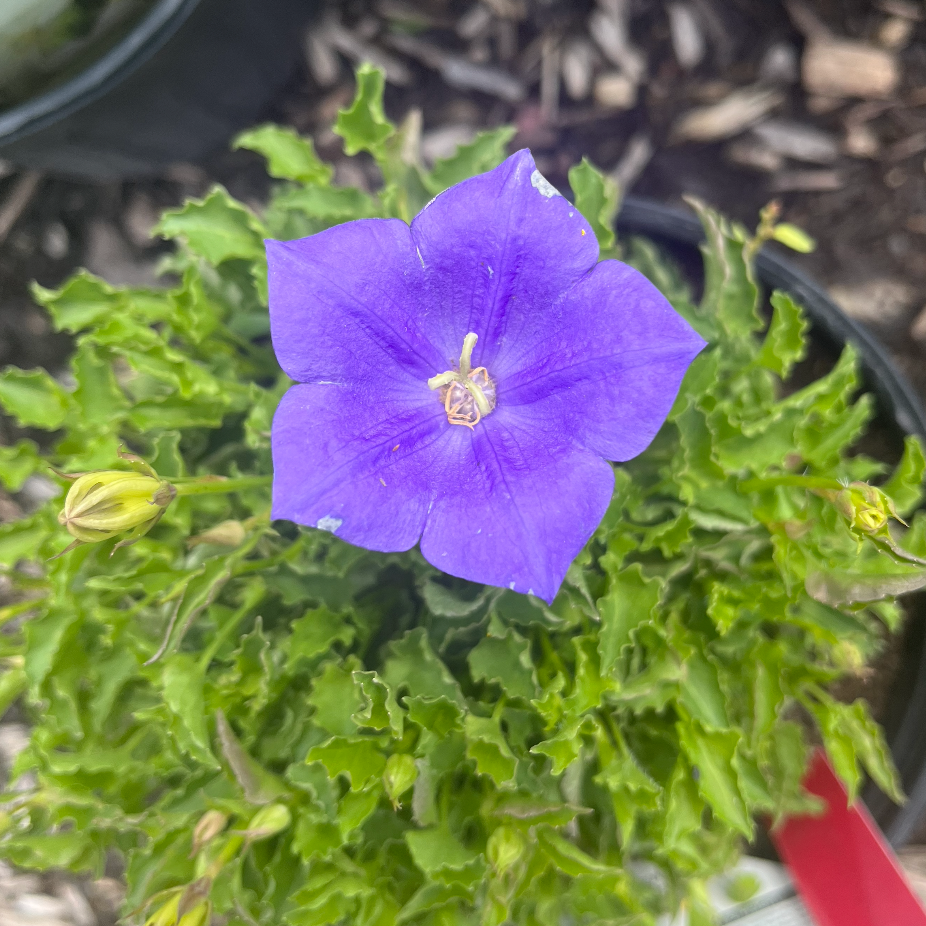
[844,122,880,158]
[540,34,561,122]
[802,39,900,100]
[593,71,637,110]
[783,0,831,40]
[910,304,926,341]
[830,279,915,323]
[561,37,594,101]
[0,171,41,246]
[906,215,926,235]
[771,169,844,192]
[667,3,706,70]
[751,119,840,164]
[886,130,926,161]
[612,132,653,190]
[806,94,845,115]
[671,86,783,143]
[758,42,799,85]
[55,883,96,926]
[324,21,412,86]
[388,33,526,102]
[588,8,645,82]
[482,0,526,20]
[878,16,914,49]
[876,0,923,20]
[457,4,492,40]
[303,29,341,87]
[725,139,785,172]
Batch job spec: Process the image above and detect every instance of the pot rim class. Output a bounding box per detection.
[0,0,201,145]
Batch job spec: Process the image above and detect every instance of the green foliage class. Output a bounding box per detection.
[0,67,920,926]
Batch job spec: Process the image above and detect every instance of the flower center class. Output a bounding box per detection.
[427,332,497,429]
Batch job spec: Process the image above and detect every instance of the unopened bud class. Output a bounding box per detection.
[383,754,417,806]
[823,482,903,536]
[187,520,247,549]
[144,893,180,926]
[242,803,291,840]
[191,810,228,856]
[178,901,211,926]
[58,469,175,546]
[487,825,527,873]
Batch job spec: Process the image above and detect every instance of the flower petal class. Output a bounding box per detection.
[271,382,442,551]
[500,259,706,461]
[410,149,599,373]
[419,408,614,603]
[267,219,443,387]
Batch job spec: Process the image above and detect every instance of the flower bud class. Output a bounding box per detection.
[242,803,291,841]
[824,482,903,536]
[187,520,247,549]
[58,469,175,546]
[144,893,180,926]
[178,901,211,926]
[487,825,527,873]
[190,810,228,856]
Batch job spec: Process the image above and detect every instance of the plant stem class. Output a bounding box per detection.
[740,474,842,494]
[173,476,271,497]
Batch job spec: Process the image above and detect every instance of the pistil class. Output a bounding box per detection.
[428,333,497,429]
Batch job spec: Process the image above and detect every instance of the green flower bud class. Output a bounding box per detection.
[144,892,181,926]
[487,825,527,873]
[825,482,903,536]
[190,810,228,856]
[242,803,291,840]
[58,469,175,546]
[178,901,211,926]
[383,753,417,806]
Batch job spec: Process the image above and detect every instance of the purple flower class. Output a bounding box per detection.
[267,150,705,603]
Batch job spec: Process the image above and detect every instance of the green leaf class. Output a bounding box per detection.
[287,608,355,670]
[568,157,619,255]
[156,186,265,265]
[352,671,404,737]
[679,654,729,729]
[467,630,538,701]
[160,654,219,768]
[334,64,394,158]
[757,291,808,379]
[382,628,463,705]
[598,564,664,675]
[464,714,517,785]
[405,695,462,737]
[0,439,43,492]
[883,435,926,517]
[383,754,417,805]
[0,367,70,429]
[426,126,516,193]
[772,222,816,253]
[215,709,288,804]
[234,124,333,185]
[535,827,622,879]
[24,607,77,692]
[32,270,136,334]
[677,721,752,837]
[308,737,387,791]
[405,826,482,876]
[309,661,363,736]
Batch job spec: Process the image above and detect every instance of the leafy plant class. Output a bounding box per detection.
[0,65,922,925]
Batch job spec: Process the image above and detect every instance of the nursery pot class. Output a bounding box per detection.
[616,196,926,848]
[0,0,316,179]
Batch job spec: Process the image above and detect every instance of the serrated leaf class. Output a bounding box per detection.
[383,753,417,805]
[883,435,926,518]
[405,695,462,737]
[677,721,752,837]
[426,126,516,193]
[160,654,219,768]
[352,671,404,737]
[535,827,622,879]
[156,187,265,265]
[287,608,355,670]
[464,714,517,785]
[309,661,362,736]
[568,157,619,255]
[405,826,481,875]
[215,709,287,804]
[0,367,70,429]
[334,64,394,158]
[757,291,808,379]
[679,654,729,729]
[467,630,538,701]
[382,628,463,705]
[0,439,43,492]
[598,564,664,675]
[308,737,386,791]
[234,124,333,185]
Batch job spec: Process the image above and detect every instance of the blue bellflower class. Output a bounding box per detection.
[267,150,705,602]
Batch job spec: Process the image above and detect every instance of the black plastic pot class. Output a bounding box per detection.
[0,0,317,179]
[616,196,926,848]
